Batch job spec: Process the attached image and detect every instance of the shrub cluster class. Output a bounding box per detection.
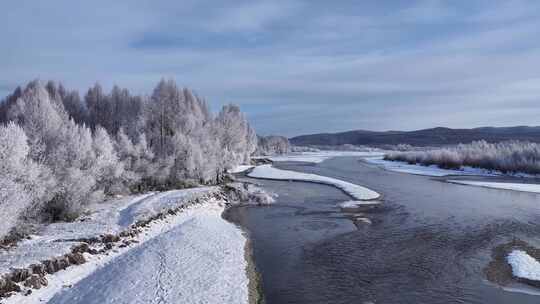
[384,140,540,174]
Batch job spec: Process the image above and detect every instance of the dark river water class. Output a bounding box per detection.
[224,157,540,304]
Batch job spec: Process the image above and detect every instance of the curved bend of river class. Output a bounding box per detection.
[225,156,540,304]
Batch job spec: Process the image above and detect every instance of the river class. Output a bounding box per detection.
[225,156,540,304]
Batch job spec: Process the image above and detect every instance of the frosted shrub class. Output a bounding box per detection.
[384,140,540,174]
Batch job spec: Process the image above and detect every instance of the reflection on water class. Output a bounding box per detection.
[225,157,540,304]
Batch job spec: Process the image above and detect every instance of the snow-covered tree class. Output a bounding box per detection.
[256,136,290,156]
[215,104,255,170]
[0,122,50,240]
[0,78,259,224]
[7,82,98,220]
[85,83,109,130]
[245,124,258,162]
[92,126,124,194]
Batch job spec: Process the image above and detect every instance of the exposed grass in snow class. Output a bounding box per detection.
[447,180,540,194]
[248,164,380,201]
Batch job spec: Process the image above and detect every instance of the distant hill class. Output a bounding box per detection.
[290,126,540,147]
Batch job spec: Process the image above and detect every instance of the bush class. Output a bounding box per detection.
[384,140,540,174]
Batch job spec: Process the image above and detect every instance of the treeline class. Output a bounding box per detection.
[256,135,290,155]
[384,140,540,174]
[0,79,256,240]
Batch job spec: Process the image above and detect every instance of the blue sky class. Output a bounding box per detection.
[2,0,540,136]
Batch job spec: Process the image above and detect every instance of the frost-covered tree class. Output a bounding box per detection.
[92,126,124,194]
[0,86,22,123]
[256,136,290,156]
[140,79,229,184]
[215,104,252,170]
[85,83,110,130]
[115,128,155,190]
[245,124,258,162]
[42,119,97,221]
[7,82,99,220]
[0,78,260,224]
[0,123,50,240]
[7,80,69,162]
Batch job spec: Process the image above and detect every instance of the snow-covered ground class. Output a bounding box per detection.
[2,188,250,304]
[248,164,380,201]
[507,250,540,282]
[255,151,385,164]
[0,188,217,275]
[364,156,497,177]
[228,165,254,174]
[447,180,540,194]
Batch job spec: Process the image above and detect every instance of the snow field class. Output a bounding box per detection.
[5,199,249,304]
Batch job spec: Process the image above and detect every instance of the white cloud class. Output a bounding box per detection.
[205,1,302,32]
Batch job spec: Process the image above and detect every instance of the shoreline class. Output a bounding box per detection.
[223,206,265,304]
[244,233,264,304]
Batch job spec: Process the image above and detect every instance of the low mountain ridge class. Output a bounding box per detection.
[290,126,540,146]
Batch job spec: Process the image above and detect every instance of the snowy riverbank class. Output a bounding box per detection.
[447,180,540,195]
[364,156,540,195]
[364,156,499,177]
[248,164,380,202]
[1,188,252,304]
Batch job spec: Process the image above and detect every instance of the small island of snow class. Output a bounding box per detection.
[248,164,380,201]
[507,250,540,282]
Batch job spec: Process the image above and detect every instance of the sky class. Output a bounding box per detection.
[1,0,540,136]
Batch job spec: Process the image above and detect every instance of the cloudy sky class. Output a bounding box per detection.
[2,0,540,136]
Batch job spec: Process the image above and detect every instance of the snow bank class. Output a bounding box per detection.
[446,180,540,194]
[248,164,380,201]
[5,200,249,304]
[364,156,498,177]
[229,165,254,173]
[0,188,218,275]
[255,151,385,164]
[507,250,540,281]
[117,187,217,227]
